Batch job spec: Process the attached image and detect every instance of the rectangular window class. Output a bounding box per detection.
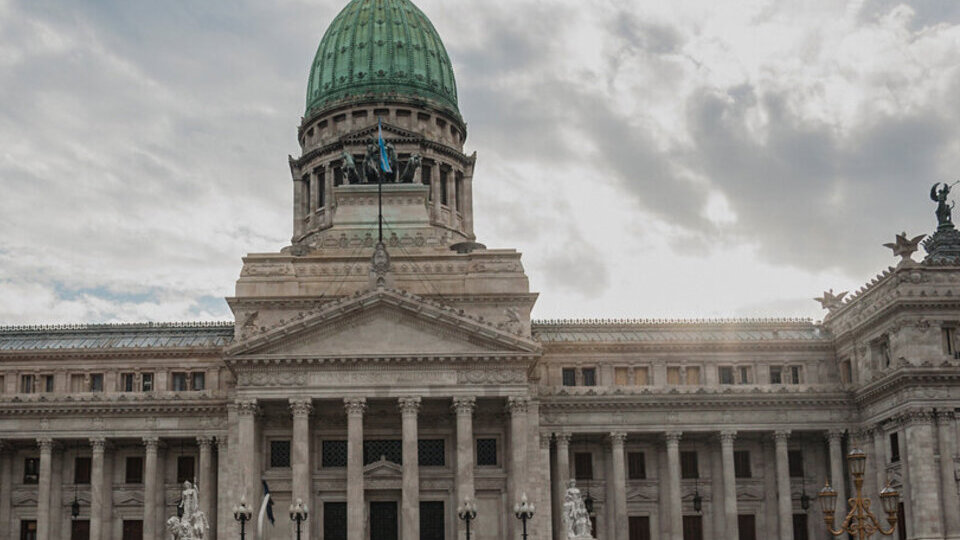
[574,452,593,480]
[323,502,347,540]
[125,456,143,484]
[840,359,852,384]
[770,366,783,384]
[561,368,576,387]
[333,166,344,187]
[419,501,444,540]
[943,327,957,356]
[303,175,311,214]
[417,439,445,467]
[790,366,801,384]
[738,366,752,384]
[719,367,734,385]
[321,440,347,468]
[738,515,757,540]
[23,458,39,484]
[440,170,449,205]
[317,170,326,208]
[680,451,699,479]
[20,521,37,540]
[177,456,195,483]
[363,440,402,465]
[788,450,804,478]
[70,374,84,393]
[270,440,291,468]
[171,372,188,392]
[141,373,154,392]
[89,374,103,393]
[74,457,91,484]
[455,173,463,209]
[685,367,700,385]
[682,515,703,540]
[421,165,432,200]
[667,367,681,385]
[635,367,649,385]
[614,367,629,386]
[792,514,809,540]
[191,372,205,391]
[628,452,646,479]
[629,516,651,540]
[476,438,497,466]
[20,375,34,394]
[890,432,900,463]
[581,368,596,387]
[734,450,751,478]
[121,373,135,392]
[41,375,54,393]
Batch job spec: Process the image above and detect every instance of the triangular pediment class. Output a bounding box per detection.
[364,458,402,476]
[342,122,422,144]
[225,288,540,359]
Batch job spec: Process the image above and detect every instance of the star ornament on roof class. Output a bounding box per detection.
[814,289,848,311]
[883,232,926,265]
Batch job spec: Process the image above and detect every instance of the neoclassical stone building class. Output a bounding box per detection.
[1,1,959,540]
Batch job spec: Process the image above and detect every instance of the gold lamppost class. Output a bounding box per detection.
[818,448,900,539]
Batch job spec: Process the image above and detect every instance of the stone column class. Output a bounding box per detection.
[293,172,305,238]
[720,430,739,540]
[142,436,159,540]
[872,426,887,492]
[462,164,475,237]
[937,410,960,540]
[507,397,530,539]
[610,432,628,540]
[0,443,11,540]
[216,436,232,540]
[89,438,105,540]
[345,398,367,540]
[430,162,441,220]
[554,433,571,540]
[236,399,260,513]
[774,431,794,540]
[826,430,846,515]
[539,433,553,540]
[665,431,683,540]
[453,397,476,532]
[36,438,53,540]
[399,398,421,540]
[197,436,216,539]
[904,409,944,539]
[290,398,313,540]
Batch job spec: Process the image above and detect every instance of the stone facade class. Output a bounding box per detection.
[3,1,960,539]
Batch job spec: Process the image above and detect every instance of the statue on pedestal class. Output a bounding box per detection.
[563,480,595,540]
[166,481,209,540]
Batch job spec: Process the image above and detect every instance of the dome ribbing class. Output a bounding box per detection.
[306,0,459,117]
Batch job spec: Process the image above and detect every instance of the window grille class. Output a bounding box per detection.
[322,440,347,468]
[418,440,445,466]
[270,440,291,468]
[476,438,497,466]
[363,440,402,465]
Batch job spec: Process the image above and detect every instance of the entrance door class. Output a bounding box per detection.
[629,516,651,540]
[121,520,142,540]
[738,515,756,540]
[71,520,90,540]
[19,521,36,540]
[370,502,398,540]
[682,515,703,540]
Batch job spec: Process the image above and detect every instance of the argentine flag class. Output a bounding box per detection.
[378,117,392,174]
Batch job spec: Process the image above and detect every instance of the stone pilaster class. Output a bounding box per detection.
[937,410,960,539]
[507,397,530,539]
[345,398,367,540]
[554,432,571,540]
[774,431,793,540]
[453,396,476,540]
[720,430,739,540]
[610,432,627,540]
[142,436,159,540]
[826,430,846,515]
[399,397,421,540]
[290,398,313,540]
[36,438,53,540]
[89,438,105,540]
[197,436,216,539]
[236,399,260,514]
[665,431,683,540]
[903,408,944,540]
[0,443,11,540]
[539,433,553,540]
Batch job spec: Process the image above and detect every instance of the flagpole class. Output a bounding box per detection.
[378,165,383,244]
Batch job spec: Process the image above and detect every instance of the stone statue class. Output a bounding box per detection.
[883,232,926,265]
[166,481,208,540]
[814,289,848,312]
[931,182,957,230]
[400,154,422,183]
[341,151,359,184]
[362,139,399,183]
[562,480,594,540]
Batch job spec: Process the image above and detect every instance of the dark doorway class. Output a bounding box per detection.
[629,516,651,540]
[71,520,90,540]
[738,514,756,540]
[419,501,444,540]
[324,502,347,540]
[682,515,703,540]
[370,501,398,540]
[121,520,142,540]
[19,521,36,540]
[897,502,906,540]
[792,514,809,540]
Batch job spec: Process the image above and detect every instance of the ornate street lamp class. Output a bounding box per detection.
[457,497,478,540]
[289,498,308,540]
[513,492,535,540]
[233,496,253,540]
[818,448,899,539]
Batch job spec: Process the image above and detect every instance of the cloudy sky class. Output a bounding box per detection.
[1,0,958,325]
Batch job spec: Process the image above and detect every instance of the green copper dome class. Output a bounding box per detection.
[306,0,459,117]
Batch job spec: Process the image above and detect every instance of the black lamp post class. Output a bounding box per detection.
[233,497,253,540]
[513,492,535,540]
[457,497,478,540]
[289,498,308,540]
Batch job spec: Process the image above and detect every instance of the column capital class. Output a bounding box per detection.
[451,396,476,415]
[236,398,260,417]
[37,437,55,451]
[289,398,313,418]
[554,432,572,446]
[826,429,844,442]
[901,407,936,426]
[719,430,737,444]
[506,396,529,415]
[344,397,367,416]
[398,397,421,416]
[196,436,215,449]
[142,436,160,450]
[935,409,956,422]
[609,432,627,446]
[89,437,106,453]
[664,431,682,444]
[539,432,552,450]
[774,430,791,443]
